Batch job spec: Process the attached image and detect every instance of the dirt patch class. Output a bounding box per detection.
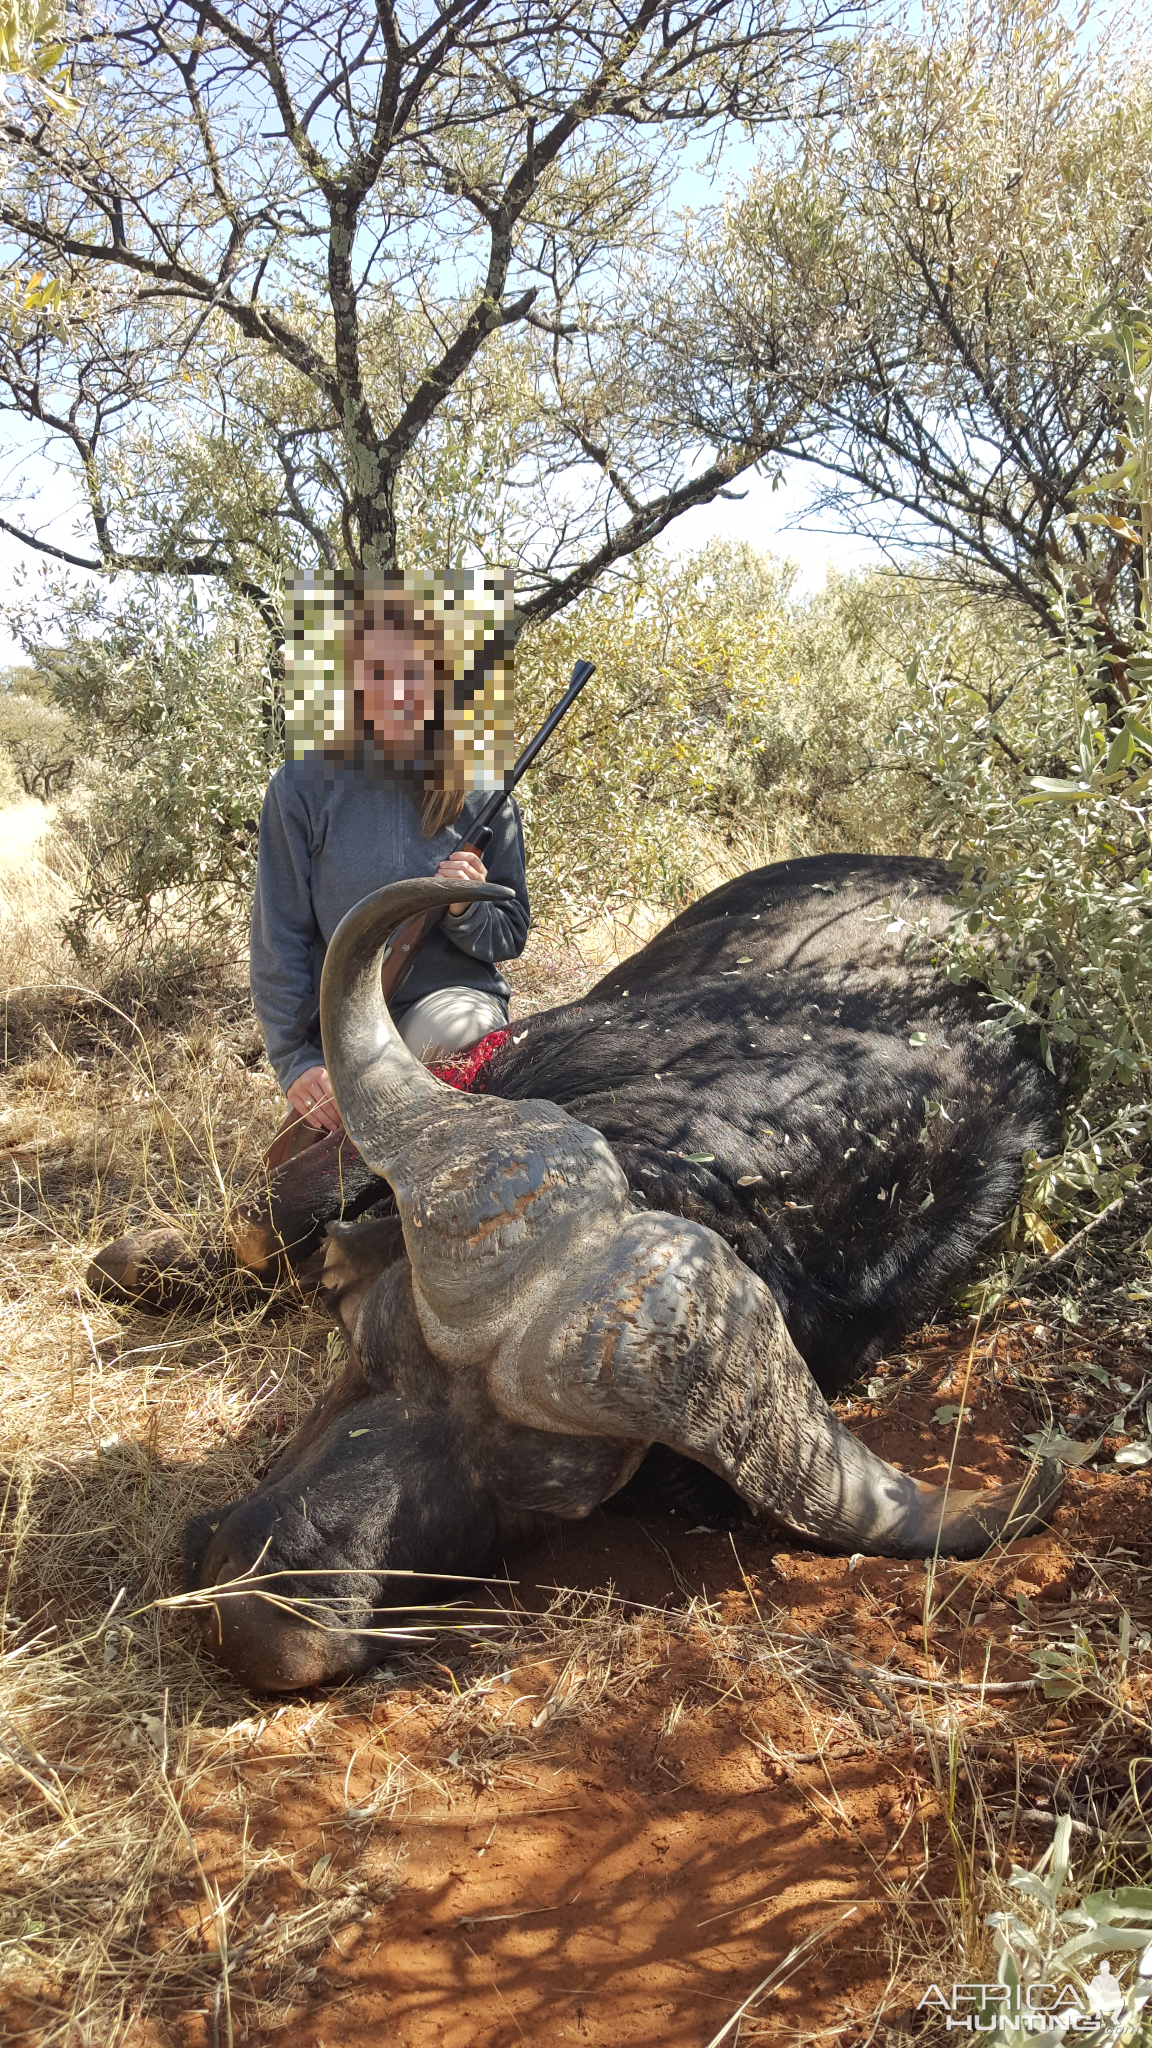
[221,1636,898,2048]
[14,1321,1136,2048]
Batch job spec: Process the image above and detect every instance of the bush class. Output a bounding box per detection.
[12,582,277,957]
[514,542,928,929]
[4,546,968,945]
[0,745,21,807]
[0,691,77,798]
[883,312,1152,1232]
[888,628,1152,1226]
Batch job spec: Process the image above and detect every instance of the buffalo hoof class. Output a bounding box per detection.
[86,1227,215,1314]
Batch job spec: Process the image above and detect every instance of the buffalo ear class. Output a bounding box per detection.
[318,1216,406,1324]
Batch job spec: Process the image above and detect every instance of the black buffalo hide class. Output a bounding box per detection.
[478,853,1062,1396]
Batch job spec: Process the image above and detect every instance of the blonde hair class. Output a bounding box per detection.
[421,787,467,836]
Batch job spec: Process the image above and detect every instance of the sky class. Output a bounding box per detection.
[0,103,888,672]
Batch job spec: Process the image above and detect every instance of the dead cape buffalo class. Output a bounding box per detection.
[185,854,1063,1691]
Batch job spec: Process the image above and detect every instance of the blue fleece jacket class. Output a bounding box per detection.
[249,760,530,1092]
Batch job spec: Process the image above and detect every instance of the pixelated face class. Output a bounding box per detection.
[285,569,515,790]
[352,614,433,754]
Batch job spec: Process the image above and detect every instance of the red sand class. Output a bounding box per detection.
[144,1322,1152,2048]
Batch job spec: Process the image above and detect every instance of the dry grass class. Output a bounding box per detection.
[0,809,370,2040]
[0,800,84,997]
[3,803,1152,2045]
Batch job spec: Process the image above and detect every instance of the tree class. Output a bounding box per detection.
[674,0,1152,672]
[0,0,846,630]
[0,690,76,795]
[0,0,78,119]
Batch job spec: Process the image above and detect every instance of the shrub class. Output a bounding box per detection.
[0,745,21,807]
[514,542,928,929]
[13,582,277,958]
[884,314,1152,1230]
[0,692,77,798]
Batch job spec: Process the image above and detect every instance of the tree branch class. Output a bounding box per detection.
[518,441,776,623]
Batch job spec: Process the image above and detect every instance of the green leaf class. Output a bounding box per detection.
[1079,1889,1152,1919]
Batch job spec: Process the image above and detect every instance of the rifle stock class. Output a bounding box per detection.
[378,906,441,1006]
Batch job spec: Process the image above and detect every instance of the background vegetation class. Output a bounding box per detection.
[1,0,1147,1229]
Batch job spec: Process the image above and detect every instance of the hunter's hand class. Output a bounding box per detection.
[286,1064,342,1134]
[437,847,488,916]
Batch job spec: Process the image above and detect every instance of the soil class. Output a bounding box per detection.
[107,1320,1152,2048]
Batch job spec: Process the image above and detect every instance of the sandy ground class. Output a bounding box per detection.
[6,1320,1148,2048]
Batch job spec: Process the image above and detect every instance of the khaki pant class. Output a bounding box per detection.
[395,986,508,1063]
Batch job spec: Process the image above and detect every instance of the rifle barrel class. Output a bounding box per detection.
[465,657,596,848]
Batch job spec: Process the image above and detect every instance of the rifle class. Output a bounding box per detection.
[379,657,596,1007]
